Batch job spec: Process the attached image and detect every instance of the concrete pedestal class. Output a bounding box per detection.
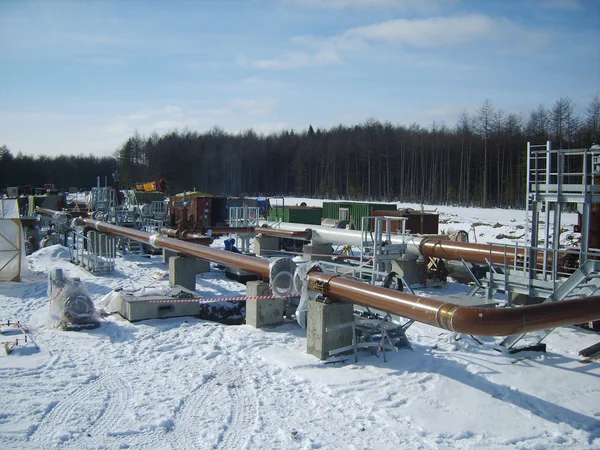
[307,300,354,360]
[196,258,210,274]
[391,259,423,286]
[302,243,333,262]
[163,248,179,264]
[253,235,280,256]
[169,256,196,291]
[245,281,283,328]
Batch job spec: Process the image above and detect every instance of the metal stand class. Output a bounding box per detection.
[68,229,116,273]
[228,206,260,252]
[327,314,414,363]
[360,216,408,284]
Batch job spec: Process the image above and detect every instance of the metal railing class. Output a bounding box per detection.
[68,229,116,273]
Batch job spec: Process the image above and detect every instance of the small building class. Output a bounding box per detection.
[322,202,397,231]
[268,206,322,225]
[372,209,439,235]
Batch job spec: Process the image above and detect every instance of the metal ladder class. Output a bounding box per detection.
[123,238,144,255]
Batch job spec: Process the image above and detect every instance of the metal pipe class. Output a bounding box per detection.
[159,228,214,245]
[260,222,552,266]
[204,226,256,235]
[307,270,600,335]
[255,227,312,240]
[69,216,600,336]
[78,217,272,277]
[419,239,529,266]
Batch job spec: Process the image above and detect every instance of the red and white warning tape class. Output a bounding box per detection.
[144,294,301,304]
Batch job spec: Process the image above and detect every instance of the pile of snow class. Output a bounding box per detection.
[0,202,598,449]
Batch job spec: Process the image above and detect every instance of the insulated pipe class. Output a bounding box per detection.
[255,227,312,240]
[69,216,600,336]
[261,222,549,266]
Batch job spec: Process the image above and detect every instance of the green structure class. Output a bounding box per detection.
[268,206,322,225]
[322,201,397,231]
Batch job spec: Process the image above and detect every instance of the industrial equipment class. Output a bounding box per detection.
[135,179,167,193]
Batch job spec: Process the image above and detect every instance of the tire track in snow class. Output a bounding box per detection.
[29,373,132,446]
[172,373,219,450]
[218,376,257,450]
[172,370,258,450]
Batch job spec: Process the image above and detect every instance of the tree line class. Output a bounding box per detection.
[0,147,117,194]
[2,96,599,208]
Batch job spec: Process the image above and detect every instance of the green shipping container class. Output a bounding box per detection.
[321,202,397,231]
[268,206,323,225]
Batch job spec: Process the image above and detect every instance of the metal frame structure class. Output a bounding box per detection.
[360,216,408,284]
[228,206,260,252]
[475,143,600,304]
[67,229,116,273]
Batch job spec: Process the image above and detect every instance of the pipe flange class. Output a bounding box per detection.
[269,257,297,297]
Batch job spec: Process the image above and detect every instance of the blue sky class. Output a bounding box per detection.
[1,0,598,157]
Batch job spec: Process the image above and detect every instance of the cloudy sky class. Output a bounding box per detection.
[1,0,598,157]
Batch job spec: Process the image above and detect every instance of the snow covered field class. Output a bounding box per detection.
[1,201,599,449]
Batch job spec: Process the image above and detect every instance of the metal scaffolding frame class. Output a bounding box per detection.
[360,216,408,284]
[228,206,260,252]
[68,229,116,273]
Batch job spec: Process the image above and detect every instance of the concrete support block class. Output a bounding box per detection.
[253,235,280,256]
[307,300,354,360]
[391,259,423,286]
[245,281,283,328]
[169,256,196,291]
[163,248,179,264]
[195,258,210,274]
[302,243,333,262]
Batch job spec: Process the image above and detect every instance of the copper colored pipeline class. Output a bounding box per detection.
[307,270,600,336]
[77,218,271,277]
[420,238,552,267]
[36,207,70,217]
[70,217,600,336]
[256,228,312,240]
[203,226,256,234]
[159,228,214,245]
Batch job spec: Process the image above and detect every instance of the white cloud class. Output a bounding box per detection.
[251,50,342,70]
[241,76,286,88]
[253,122,291,134]
[281,0,456,12]
[231,98,280,115]
[344,15,494,47]
[535,0,582,9]
[250,14,550,70]
[164,105,184,115]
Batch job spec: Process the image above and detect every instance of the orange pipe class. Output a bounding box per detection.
[255,228,312,240]
[56,215,600,337]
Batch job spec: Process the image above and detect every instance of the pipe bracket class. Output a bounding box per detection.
[308,270,340,296]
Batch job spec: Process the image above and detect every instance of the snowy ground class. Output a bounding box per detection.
[0,201,599,450]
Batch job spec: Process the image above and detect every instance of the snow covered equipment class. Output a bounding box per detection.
[48,268,99,330]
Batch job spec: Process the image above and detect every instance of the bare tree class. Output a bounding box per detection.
[475,99,494,207]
